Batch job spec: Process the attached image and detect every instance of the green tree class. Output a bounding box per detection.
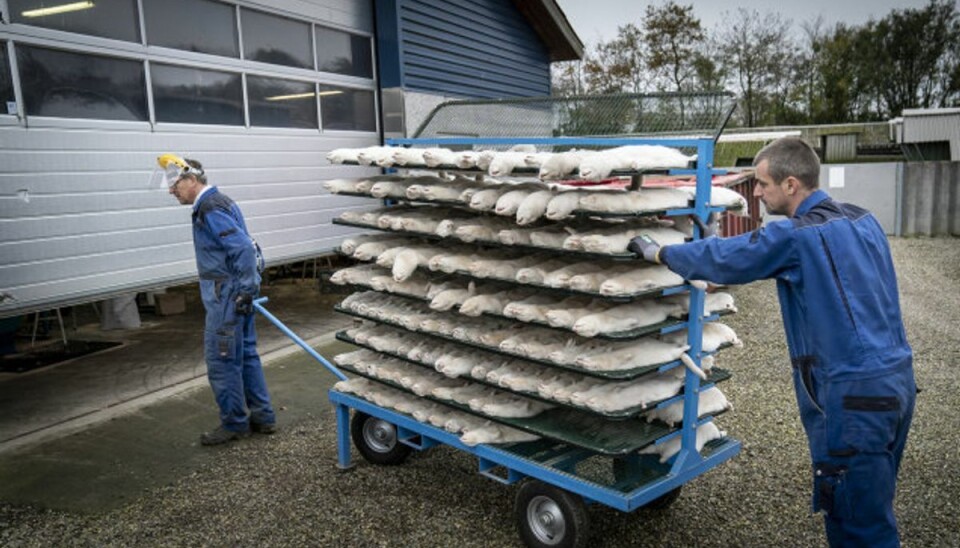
[643,1,704,93]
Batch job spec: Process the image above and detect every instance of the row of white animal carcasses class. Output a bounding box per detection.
[325,174,749,225]
[327,144,696,181]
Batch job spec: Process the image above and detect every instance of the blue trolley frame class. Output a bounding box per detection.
[254,134,742,518]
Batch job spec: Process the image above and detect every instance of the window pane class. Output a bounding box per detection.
[143,0,238,58]
[0,43,15,114]
[9,0,139,42]
[151,64,242,125]
[241,8,312,69]
[315,26,372,78]
[319,86,375,132]
[17,45,146,121]
[248,76,317,129]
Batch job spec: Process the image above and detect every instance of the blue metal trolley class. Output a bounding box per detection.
[257,93,744,548]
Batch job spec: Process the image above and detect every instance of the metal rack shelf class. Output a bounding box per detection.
[333,308,732,381]
[336,330,731,420]
[334,360,723,456]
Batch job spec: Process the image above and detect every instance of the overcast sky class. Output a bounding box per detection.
[555,0,934,45]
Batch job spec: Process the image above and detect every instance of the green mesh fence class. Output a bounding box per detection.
[413,91,737,146]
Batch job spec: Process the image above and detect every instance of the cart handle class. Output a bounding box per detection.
[253,297,348,381]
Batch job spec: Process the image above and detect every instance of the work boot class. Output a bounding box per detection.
[250,422,277,435]
[200,426,250,446]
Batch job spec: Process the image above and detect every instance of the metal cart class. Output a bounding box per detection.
[258,92,743,548]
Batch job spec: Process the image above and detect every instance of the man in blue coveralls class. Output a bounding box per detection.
[628,137,915,547]
[158,154,277,446]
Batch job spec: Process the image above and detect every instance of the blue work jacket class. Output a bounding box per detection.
[191,186,262,297]
[661,190,911,381]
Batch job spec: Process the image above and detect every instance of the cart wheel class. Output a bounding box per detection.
[350,411,412,466]
[515,480,589,548]
[612,458,683,509]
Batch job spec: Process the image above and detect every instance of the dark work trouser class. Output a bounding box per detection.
[793,356,915,548]
[201,278,275,432]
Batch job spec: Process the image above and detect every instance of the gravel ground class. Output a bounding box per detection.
[1,237,958,547]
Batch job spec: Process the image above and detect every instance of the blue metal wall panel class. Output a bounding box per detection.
[398,0,551,98]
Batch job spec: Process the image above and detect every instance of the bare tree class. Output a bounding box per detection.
[715,8,793,127]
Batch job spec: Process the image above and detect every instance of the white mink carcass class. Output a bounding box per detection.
[428,252,481,273]
[515,189,557,225]
[538,150,586,180]
[351,238,413,261]
[502,294,560,323]
[387,247,442,282]
[577,187,689,214]
[582,368,686,412]
[443,413,490,434]
[543,297,606,329]
[460,424,540,446]
[411,179,477,202]
[498,226,539,246]
[340,233,388,256]
[576,338,690,371]
[552,377,606,404]
[454,217,516,243]
[514,258,571,284]
[678,186,750,217]
[469,186,512,212]
[468,254,543,280]
[390,147,428,166]
[454,150,482,169]
[577,147,637,180]
[369,179,416,199]
[356,146,395,166]
[421,147,458,167]
[494,188,536,216]
[326,147,364,164]
[370,274,430,298]
[329,263,382,286]
[333,349,379,367]
[432,383,499,405]
[471,394,554,418]
[629,145,695,170]
[530,226,576,249]
[332,377,377,397]
[523,152,553,168]
[599,265,686,296]
[543,261,604,288]
[544,189,590,220]
[572,300,684,337]
[639,422,724,463]
[547,337,609,366]
[324,178,365,194]
[645,386,731,426]
[459,290,526,317]
[430,283,476,311]
[662,291,738,317]
[487,151,530,177]
[663,322,742,352]
[434,349,481,378]
[567,264,638,293]
[578,226,686,255]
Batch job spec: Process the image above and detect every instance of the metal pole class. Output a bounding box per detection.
[252,297,348,381]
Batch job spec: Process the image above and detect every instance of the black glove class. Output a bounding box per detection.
[235,293,254,315]
[691,212,720,238]
[627,233,661,263]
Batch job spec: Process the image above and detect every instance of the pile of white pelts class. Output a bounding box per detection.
[327,144,742,450]
[327,144,695,180]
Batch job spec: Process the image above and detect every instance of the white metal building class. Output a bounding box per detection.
[0,0,582,318]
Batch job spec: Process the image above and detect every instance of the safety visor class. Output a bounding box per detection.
[149,163,187,189]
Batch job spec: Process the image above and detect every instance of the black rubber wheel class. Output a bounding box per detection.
[515,480,590,548]
[612,458,683,510]
[350,411,412,465]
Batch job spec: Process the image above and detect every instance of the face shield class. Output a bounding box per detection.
[150,153,202,189]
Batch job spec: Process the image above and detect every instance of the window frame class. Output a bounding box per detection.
[0,1,378,134]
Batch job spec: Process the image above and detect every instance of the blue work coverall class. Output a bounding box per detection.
[192,187,275,433]
[660,190,915,547]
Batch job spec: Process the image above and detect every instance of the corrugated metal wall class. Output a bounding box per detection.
[900,161,960,236]
[902,112,960,161]
[0,0,378,318]
[397,0,551,98]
